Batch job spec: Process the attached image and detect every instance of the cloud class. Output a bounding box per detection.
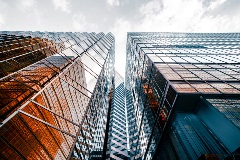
[136,0,240,32]
[139,0,163,15]
[0,13,5,28]
[72,13,98,32]
[208,0,227,10]
[52,0,71,13]
[16,0,35,12]
[106,0,120,6]
[110,0,240,76]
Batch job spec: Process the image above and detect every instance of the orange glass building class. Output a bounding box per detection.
[0,31,115,159]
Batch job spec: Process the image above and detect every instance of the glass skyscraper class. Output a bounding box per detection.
[0,31,115,159]
[106,71,128,159]
[126,32,240,160]
[1,31,240,160]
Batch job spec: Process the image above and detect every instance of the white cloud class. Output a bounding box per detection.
[208,0,227,10]
[139,0,162,15]
[52,0,71,13]
[111,0,240,76]
[17,0,35,12]
[136,0,240,32]
[21,0,35,8]
[106,0,120,6]
[72,13,98,32]
[0,13,5,29]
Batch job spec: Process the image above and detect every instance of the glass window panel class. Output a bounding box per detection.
[182,57,199,63]
[61,48,78,57]
[171,57,187,63]
[0,115,51,159]
[147,54,162,62]
[191,83,219,93]
[172,83,197,93]
[210,83,240,93]
[161,57,174,63]
[87,49,105,66]
[166,86,177,106]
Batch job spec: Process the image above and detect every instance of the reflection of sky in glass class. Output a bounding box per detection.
[50,37,109,96]
[62,48,78,57]
[93,45,107,59]
[81,53,101,76]
[83,68,97,95]
[87,49,105,65]
[72,45,84,55]
[80,53,103,94]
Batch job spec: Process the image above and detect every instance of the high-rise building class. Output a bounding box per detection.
[126,32,240,160]
[0,31,115,159]
[1,31,240,160]
[106,71,128,159]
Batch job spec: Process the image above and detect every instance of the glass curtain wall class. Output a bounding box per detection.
[0,31,115,160]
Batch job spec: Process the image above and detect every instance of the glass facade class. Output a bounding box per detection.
[106,71,128,159]
[1,31,240,160]
[126,32,240,160]
[0,31,115,159]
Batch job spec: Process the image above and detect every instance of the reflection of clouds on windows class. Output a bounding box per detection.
[72,45,84,55]
[93,45,107,59]
[80,51,104,95]
[83,67,97,95]
[87,49,105,66]
[64,41,71,48]
[61,48,78,57]
[81,53,101,76]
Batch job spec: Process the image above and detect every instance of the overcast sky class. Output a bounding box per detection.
[0,0,240,76]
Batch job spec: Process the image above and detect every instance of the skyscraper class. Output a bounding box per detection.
[0,31,115,159]
[1,31,240,160]
[106,71,128,159]
[126,32,240,159]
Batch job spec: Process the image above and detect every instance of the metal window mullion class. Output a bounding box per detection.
[41,90,72,150]
[61,49,98,79]
[5,60,43,87]
[73,145,83,160]
[0,49,54,82]
[7,74,38,92]
[168,56,200,92]
[19,52,90,105]
[85,50,102,67]
[0,47,46,63]
[59,77,90,99]
[29,101,68,159]
[92,47,105,60]
[19,110,76,138]
[16,113,54,160]
[30,100,81,128]
[61,67,93,95]
[175,55,224,93]
[0,134,27,160]
[67,82,83,124]
[59,78,79,133]
[50,83,74,135]
[191,56,240,92]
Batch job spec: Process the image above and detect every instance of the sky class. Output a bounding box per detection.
[0,0,240,76]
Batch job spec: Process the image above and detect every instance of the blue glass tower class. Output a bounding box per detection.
[107,71,128,159]
[125,32,240,160]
